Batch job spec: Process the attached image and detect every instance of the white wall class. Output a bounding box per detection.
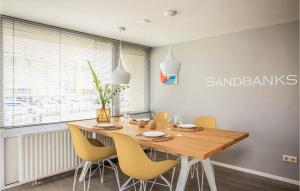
[150,21,299,180]
[4,137,19,185]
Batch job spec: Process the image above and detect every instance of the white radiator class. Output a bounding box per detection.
[18,128,113,183]
[19,129,80,183]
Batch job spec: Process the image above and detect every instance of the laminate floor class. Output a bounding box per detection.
[7,163,299,191]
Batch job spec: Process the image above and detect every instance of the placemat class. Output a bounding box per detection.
[172,125,204,132]
[129,119,150,125]
[93,124,123,130]
[129,120,139,125]
[135,133,174,142]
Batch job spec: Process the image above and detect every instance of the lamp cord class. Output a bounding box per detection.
[169,16,172,47]
[119,29,122,56]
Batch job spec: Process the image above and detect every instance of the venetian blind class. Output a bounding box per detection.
[2,18,112,127]
[120,44,150,113]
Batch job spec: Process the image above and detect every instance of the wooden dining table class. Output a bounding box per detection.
[67,117,249,191]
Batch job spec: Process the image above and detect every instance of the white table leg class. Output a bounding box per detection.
[79,162,90,182]
[175,156,190,191]
[202,158,217,191]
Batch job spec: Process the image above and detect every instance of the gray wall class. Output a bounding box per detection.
[150,21,299,180]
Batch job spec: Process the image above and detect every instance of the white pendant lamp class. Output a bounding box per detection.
[160,47,181,75]
[160,10,181,79]
[111,26,131,84]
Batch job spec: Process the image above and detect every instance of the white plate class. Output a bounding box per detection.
[95,123,115,128]
[135,118,151,122]
[142,131,165,137]
[179,124,196,129]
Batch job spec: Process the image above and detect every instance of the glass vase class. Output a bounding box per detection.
[96,106,111,122]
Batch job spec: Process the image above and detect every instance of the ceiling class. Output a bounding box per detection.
[1,0,299,47]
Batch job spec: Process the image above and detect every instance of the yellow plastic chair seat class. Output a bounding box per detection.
[194,116,216,129]
[68,125,116,162]
[87,146,116,162]
[133,159,178,181]
[112,133,178,181]
[153,112,171,123]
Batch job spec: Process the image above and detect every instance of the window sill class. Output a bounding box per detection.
[2,123,68,138]
[1,111,152,138]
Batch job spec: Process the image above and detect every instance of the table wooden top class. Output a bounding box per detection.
[67,117,249,160]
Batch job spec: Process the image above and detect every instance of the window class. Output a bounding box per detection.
[60,32,112,121]
[1,17,150,128]
[2,18,112,127]
[120,45,149,113]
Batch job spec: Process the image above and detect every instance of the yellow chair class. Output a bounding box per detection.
[194,116,216,129]
[153,112,171,123]
[192,116,216,191]
[112,133,178,191]
[153,112,183,160]
[68,124,119,191]
[152,112,172,160]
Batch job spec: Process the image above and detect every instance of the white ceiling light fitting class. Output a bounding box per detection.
[164,10,177,17]
[111,26,131,84]
[160,10,181,84]
[138,19,151,24]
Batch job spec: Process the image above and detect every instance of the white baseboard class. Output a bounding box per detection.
[1,167,76,190]
[2,182,21,190]
[212,161,300,186]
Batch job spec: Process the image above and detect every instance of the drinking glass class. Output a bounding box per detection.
[165,113,172,123]
[174,115,182,128]
[123,112,130,126]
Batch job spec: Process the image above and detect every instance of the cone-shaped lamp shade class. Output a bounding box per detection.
[111,56,130,84]
[160,48,181,75]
